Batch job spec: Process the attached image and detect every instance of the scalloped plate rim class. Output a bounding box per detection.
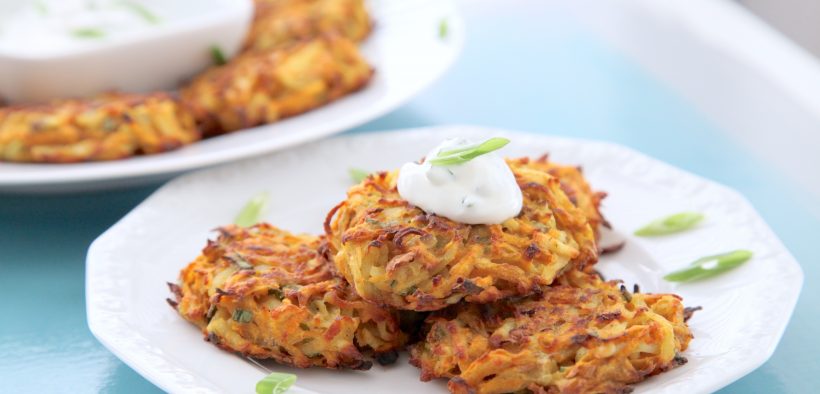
[87,125,803,394]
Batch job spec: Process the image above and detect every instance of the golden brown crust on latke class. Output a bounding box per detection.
[245,0,372,53]
[522,155,608,239]
[0,92,199,163]
[325,159,599,311]
[169,224,405,370]
[181,34,373,135]
[409,270,693,394]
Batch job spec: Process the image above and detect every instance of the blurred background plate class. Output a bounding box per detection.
[0,0,463,193]
[86,126,803,394]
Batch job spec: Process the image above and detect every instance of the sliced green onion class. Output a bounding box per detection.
[34,1,48,15]
[118,1,161,24]
[232,309,253,323]
[227,253,253,270]
[437,143,481,157]
[234,192,269,227]
[438,19,448,39]
[634,212,704,237]
[428,137,510,166]
[664,250,753,282]
[349,168,369,183]
[211,45,228,66]
[256,372,297,394]
[72,28,106,39]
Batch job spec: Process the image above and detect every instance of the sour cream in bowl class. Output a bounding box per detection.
[0,0,253,103]
[397,137,523,225]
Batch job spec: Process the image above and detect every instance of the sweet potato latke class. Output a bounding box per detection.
[168,224,405,370]
[245,0,372,53]
[181,34,372,136]
[325,157,599,311]
[409,269,693,394]
[0,92,198,163]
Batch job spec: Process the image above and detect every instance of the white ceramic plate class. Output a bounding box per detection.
[0,0,463,193]
[86,126,803,394]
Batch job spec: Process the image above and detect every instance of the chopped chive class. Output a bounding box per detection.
[256,372,296,394]
[34,1,48,15]
[438,19,448,39]
[634,212,704,237]
[118,1,160,24]
[664,250,753,282]
[232,309,253,323]
[211,45,228,66]
[399,285,417,296]
[227,253,253,270]
[234,192,269,227]
[268,288,283,298]
[428,137,510,166]
[101,117,120,132]
[349,168,369,183]
[71,28,106,39]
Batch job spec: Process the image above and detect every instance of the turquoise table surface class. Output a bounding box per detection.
[1,4,817,394]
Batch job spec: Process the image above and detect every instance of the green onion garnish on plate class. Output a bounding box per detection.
[349,167,370,183]
[234,192,269,227]
[34,0,48,16]
[664,250,753,282]
[634,212,704,237]
[72,28,106,39]
[439,19,449,39]
[428,137,510,166]
[256,372,297,394]
[211,45,228,66]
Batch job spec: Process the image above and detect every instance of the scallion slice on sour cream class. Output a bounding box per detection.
[397,138,522,225]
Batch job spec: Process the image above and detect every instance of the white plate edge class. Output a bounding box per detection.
[0,0,466,190]
[85,125,805,394]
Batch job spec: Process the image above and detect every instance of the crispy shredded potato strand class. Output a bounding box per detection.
[181,34,373,135]
[0,92,199,163]
[409,269,693,394]
[521,156,608,239]
[245,0,372,53]
[170,224,405,370]
[326,157,600,311]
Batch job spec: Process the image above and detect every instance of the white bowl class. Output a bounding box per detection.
[0,0,253,104]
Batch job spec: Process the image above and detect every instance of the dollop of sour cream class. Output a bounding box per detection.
[397,138,523,225]
[0,0,166,56]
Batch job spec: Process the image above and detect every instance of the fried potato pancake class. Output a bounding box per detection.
[245,0,372,53]
[409,269,693,394]
[325,158,599,311]
[522,156,607,238]
[169,224,406,370]
[0,93,199,163]
[181,34,372,135]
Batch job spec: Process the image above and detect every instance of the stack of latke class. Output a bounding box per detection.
[0,0,373,163]
[169,155,696,393]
